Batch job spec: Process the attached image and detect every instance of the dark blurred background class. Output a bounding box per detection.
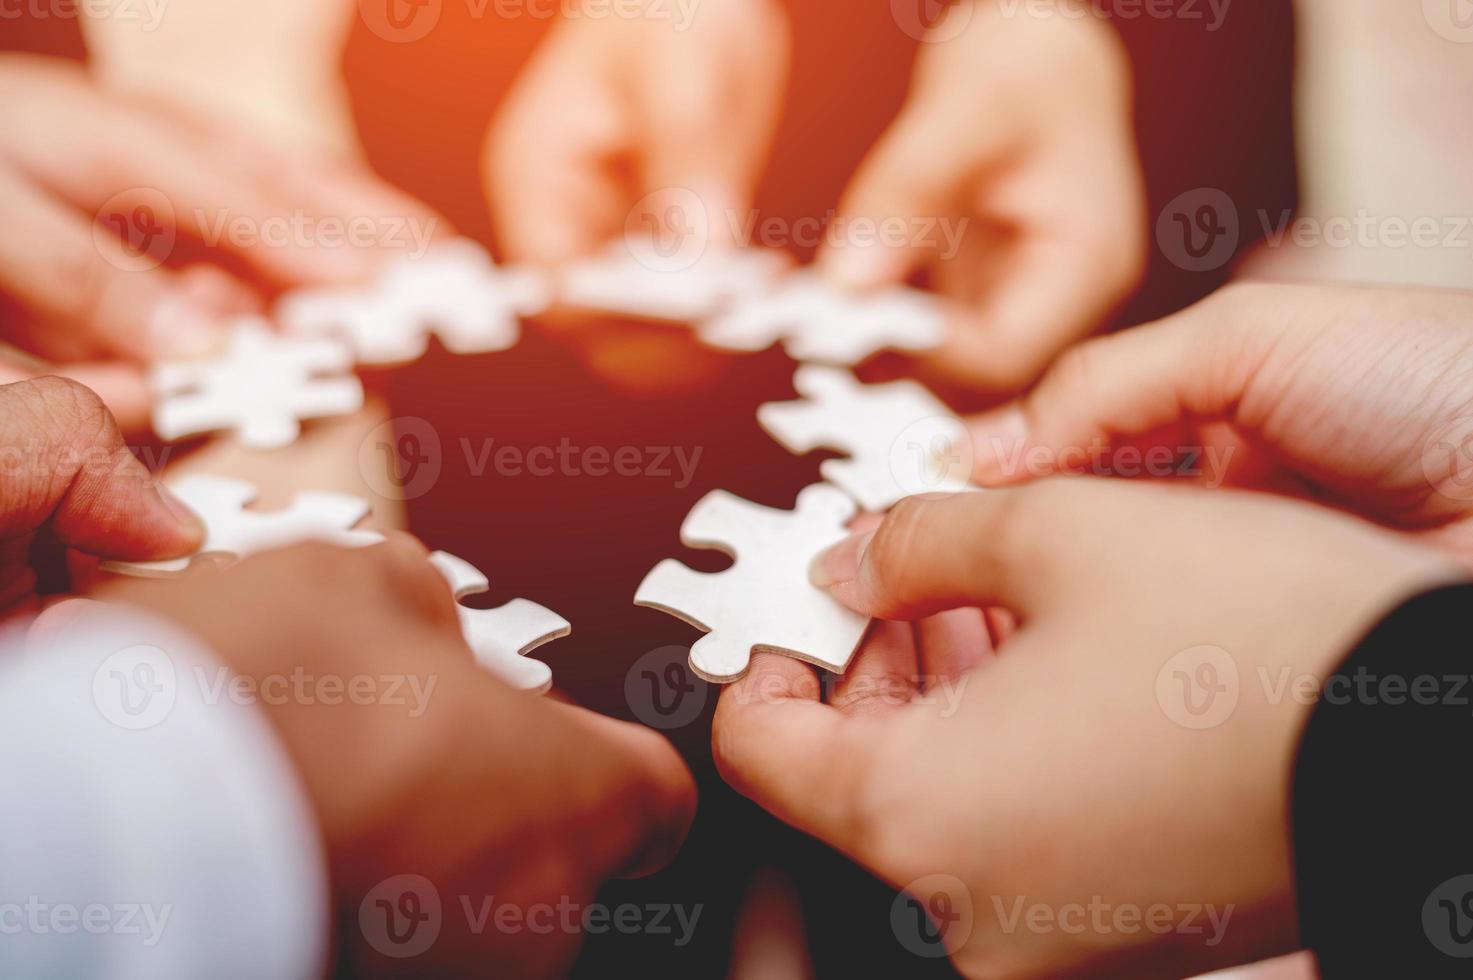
[7,2,1297,975]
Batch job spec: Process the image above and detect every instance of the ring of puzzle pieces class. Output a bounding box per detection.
[699,271,946,365]
[634,484,869,683]
[430,551,569,695]
[758,366,975,512]
[278,238,551,365]
[559,243,790,322]
[102,475,384,577]
[152,319,364,450]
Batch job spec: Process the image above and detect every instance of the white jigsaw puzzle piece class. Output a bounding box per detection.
[560,243,789,322]
[699,271,945,365]
[152,318,363,449]
[278,238,550,365]
[430,551,568,695]
[103,475,384,577]
[634,484,869,683]
[758,366,975,511]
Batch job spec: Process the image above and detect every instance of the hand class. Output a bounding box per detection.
[0,376,203,618]
[484,0,790,393]
[81,0,361,158]
[966,282,1473,565]
[102,538,697,976]
[713,481,1457,978]
[819,0,1145,391]
[0,55,440,364]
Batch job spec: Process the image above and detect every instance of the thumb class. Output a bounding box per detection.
[0,377,203,559]
[818,101,977,289]
[966,287,1271,486]
[809,489,1062,621]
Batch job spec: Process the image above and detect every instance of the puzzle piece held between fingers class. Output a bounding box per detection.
[152,318,364,450]
[102,475,384,577]
[279,238,550,365]
[759,366,974,511]
[430,551,569,694]
[699,271,946,365]
[559,243,789,322]
[634,484,869,683]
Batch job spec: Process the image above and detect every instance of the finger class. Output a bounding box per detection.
[0,376,203,559]
[915,606,993,686]
[0,353,152,432]
[10,85,399,288]
[543,701,697,879]
[0,169,231,360]
[484,32,630,264]
[925,232,1136,392]
[965,287,1270,485]
[713,652,883,849]
[828,620,920,717]
[631,8,789,248]
[809,489,1065,620]
[818,96,1001,289]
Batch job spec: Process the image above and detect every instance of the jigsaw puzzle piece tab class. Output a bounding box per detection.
[759,366,973,511]
[430,551,568,695]
[699,273,946,365]
[634,484,869,683]
[559,243,789,322]
[102,476,382,577]
[151,319,364,450]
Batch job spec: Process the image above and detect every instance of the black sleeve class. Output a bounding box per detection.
[1293,584,1473,977]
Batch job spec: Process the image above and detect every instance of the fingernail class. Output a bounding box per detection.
[147,294,227,359]
[154,483,205,541]
[809,529,875,589]
[820,243,907,291]
[968,406,1028,485]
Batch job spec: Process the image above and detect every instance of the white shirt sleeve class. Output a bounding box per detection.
[0,606,329,980]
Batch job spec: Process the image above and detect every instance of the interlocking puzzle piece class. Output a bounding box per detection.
[699,271,945,365]
[152,318,363,450]
[559,243,789,322]
[758,366,974,511]
[102,475,384,577]
[634,484,869,683]
[430,551,569,695]
[278,238,550,365]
